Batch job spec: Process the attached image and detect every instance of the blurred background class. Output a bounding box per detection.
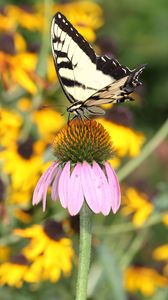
[0,0,168,299]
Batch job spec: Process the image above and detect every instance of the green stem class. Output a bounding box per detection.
[36,0,52,78]
[76,203,92,300]
[32,0,52,110]
[117,118,168,182]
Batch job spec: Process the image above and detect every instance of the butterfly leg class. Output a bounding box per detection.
[68,112,77,125]
[84,114,91,121]
[68,112,71,126]
[76,109,86,124]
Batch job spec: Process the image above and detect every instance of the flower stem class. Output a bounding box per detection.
[117,118,168,182]
[76,203,92,300]
[36,0,52,78]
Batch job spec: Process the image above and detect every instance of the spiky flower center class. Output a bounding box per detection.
[52,120,113,163]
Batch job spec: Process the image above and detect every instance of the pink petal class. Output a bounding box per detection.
[80,161,101,213]
[32,162,58,205]
[105,162,121,213]
[42,163,60,211]
[67,163,84,216]
[58,161,70,209]
[92,162,111,215]
[51,168,62,201]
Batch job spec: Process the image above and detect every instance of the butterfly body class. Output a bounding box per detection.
[51,12,145,119]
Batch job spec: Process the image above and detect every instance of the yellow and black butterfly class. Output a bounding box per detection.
[51,12,145,119]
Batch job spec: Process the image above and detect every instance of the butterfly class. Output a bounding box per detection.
[51,12,146,120]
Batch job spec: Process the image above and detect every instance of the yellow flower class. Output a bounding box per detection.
[32,107,65,142]
[1,2,102,41]
[162,212,168,227]
[122,187,153,227]
[153,244,168,261]
[124,266,168,296]
[0,139,43,190]
[5,5,43,31]
[14,32,27,52]
[15,221,74,283]
[0,108,22,147]
[14,209,32,223]
[47,55,58,82]
[0,255,30,288]
[153,244,168,277]
[53,1,103,42]
[8,186,33,206]
[0,9,14,31]
[17,97,32,112]
[0,246,11,262]
[0,51,38,94]
[99,118,145,159]
[0,32,26,54]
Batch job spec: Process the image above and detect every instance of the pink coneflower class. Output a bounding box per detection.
[33,120,121,216]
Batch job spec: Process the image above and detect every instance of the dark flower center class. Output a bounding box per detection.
[11,254,29,265]
[0,34,15,55]
[44,220,66,241]
[17,138,34,159]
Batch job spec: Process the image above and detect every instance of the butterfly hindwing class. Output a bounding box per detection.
[84,64,146,107]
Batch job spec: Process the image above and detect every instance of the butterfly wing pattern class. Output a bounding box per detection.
[51,12,145,118]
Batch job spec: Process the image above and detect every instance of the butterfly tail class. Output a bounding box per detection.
[122,64,146,94]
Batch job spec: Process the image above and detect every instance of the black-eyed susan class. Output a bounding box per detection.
[15,220,74,283]
[17,97,32,112]
[7,186,33,206]
[162,212,168,227]
[0,254,30,288]
[14,208,32,223]
[98,107,145,167]
[153,244,168,276]
[32,107,65,143]
[0,107,22,147]
[98,118,145,166]
[33,120,121,215]
[0,137,43,191]
[122,187,153,227]
[153,244,168,261]
[0,32,26,54]
[124,266,168,296]
[0,246,11,262]
[0,6,15,32]
[3,4,43,32]
[0,51,38,94]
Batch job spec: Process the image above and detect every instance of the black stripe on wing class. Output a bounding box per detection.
[51,20,75,103]
[57,61,75,70]
[96,55,132,80]
[54,12,96,64]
